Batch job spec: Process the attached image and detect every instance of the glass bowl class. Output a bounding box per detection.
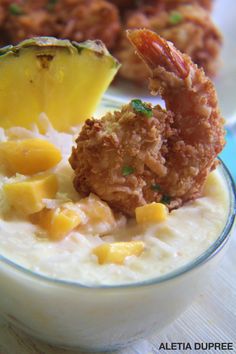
[0,96,235,351]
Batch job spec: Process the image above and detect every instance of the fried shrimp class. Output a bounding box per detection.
[2,0,56,43]
[115,3,222,83]
[69,29,225,216]
[109,0,213,12]
[53,0,121,49]
[2,0,121,50]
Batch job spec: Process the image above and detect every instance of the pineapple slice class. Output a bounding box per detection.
[0,37,120,131]
[93,241,145,265]
[4,174,58,215]
[0,138,62,175]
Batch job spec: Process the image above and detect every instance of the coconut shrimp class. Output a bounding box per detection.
[70,29,225,216]
[114,2,222,84]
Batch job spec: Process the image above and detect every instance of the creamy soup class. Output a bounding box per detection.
[0,116,229,285]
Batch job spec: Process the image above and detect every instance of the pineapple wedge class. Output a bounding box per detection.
[0,37,120,131]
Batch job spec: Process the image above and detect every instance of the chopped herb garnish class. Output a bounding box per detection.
[122,165,134,176]
[169,11,183,25]
[151,184,161,192]
[131,99,153,118]
[9,4,24,16]
[161,195,171,204]
[46,0,58,11]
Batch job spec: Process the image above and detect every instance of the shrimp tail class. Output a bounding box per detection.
[127,29,190,80]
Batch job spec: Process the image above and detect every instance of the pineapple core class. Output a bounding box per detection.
[0,37,120,131]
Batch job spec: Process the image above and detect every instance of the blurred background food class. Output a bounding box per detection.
[0,0,221,84]
[114,1,222,82]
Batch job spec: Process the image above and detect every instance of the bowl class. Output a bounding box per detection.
[0,160,235,352]
[0,94,235,352]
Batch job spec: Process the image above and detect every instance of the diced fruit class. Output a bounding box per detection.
[31,204,81,241]
[79,193,115,225]
[4,174,58,215]
[0,138,62,175]
[135,202,168,224]
[0,37,120,131]
[93,241,145,265]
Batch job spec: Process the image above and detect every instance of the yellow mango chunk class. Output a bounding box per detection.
[93,241,145,265]
[4,174,58,215]
[79,193,115,225]
[31,204,81,241]
[135,202,168,224]
[0,139,62,175]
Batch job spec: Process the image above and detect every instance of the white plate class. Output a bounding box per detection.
[106,0,236,126]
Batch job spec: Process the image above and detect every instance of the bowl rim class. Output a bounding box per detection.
[0,159,235,290]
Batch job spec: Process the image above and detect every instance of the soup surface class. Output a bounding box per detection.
[0,116,229,285]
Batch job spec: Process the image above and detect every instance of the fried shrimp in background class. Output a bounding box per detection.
[70,30,225,216]
[0,0,221,81]
[53,0,121,49]
[0,0,121,49]
[109,0,213,12]
[115,2,222,83]
[2,1,56,42]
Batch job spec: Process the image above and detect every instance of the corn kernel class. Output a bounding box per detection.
[31,204,81,241]
[0,138,62,175]
[93,241,145,265]
[135,202,168,224]
[4,174,58,215]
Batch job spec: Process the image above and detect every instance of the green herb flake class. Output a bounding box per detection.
[169,11,183,25]
[151,184,161,192]
[122,165,134,176]
[161,195,171,205]
[131,99,153,118]
[9,4,24,16]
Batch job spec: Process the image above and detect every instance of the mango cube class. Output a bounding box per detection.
[4,174,58,215]
[79,193,115,225]
[31,204,81,240]
[0,138,62,175]
[135,202,168,224]
[93,241,145,265]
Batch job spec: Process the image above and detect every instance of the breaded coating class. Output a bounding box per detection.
[70,30,225,216]
[53,0,121,49]
[109,0,213,12]
[70,103,175,215]
[2,0,57,43]
[155,0,213,11]
[115,3,222,83]
[108,0,135,11]
[1,0,121,49]
[0,1,7,26]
